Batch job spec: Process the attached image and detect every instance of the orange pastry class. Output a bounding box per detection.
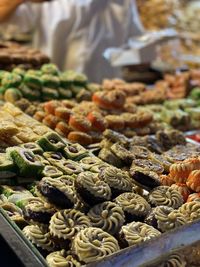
[62,99,77,109]
[33,111,46,122]
[44,100,60,115]
[170,158,200,183]
[87,111,107,132]
[105,115,125,131]
[42,114,59,129]
[160,174,175,186]
[92,90,125,110]
[68,131,92,146]
[55,121,71,136]
[187,193,200,202]
[55,107,72,121]
[171,183,190,202]
[186,170,200,193]
[69,114,91,133]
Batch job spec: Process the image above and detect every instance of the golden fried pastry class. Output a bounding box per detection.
[186,170,200,193]
[178,202,200,222]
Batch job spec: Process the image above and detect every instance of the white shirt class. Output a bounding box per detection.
[1,0,144,82]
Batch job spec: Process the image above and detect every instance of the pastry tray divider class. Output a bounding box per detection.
[0,208,48,267]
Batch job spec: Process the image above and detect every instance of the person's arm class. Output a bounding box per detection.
[0,0,24,22]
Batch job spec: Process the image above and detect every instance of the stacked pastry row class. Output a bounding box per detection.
[0,130,200,266]
[30,96,160,146]
[0,63,97,104]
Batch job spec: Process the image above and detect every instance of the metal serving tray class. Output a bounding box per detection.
[0,207,200,267]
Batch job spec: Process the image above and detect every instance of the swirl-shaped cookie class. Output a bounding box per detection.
[171,183,190,202]
[22,197,56,224]
[37,177,77,209]
[186,170,200,192]
[114,192,151,222]
[145,206,187,233]
[72,227,120,263]
[119,222,160,247]
[178,202,200,222]
[159,253,186,267]
[99,166,133,197]
[49,209,91,241]
[148,186,183,209]
[46,250,81,267]
[23,225,54,252]
[170,158,200,183]
[88,201,125,235]
[75,171,111,205]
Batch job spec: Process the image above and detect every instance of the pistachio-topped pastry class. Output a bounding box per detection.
[99,166,133,197]
[79,156,103,170]
[178,202,200,222]
[145,206,187,233]
[63,143,88,161]
[37,177,77,209]
[148,186,183,209]
[114,192,151,222]
[20,142,43,155]
[110,143,135,164]
[46,250,81,267]
[23,224,54,252]
[37,132,65,152]
[75,171,111,206]
[18,197,56,225]
[42,165,63,178]
[119,222,161,248]
[88,201,125,235]
[159,253,186,267]
[49,209,91,248]
[54,159,83,176]
[72,227,120,263]
[129,145,151,159]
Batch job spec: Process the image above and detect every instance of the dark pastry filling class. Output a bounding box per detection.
[76,183,106,206]
[24,152,35,162]
[51,152,63,160]
[63,163,77,170]
[38,183,74,209]
[23,209,52,224]
[68,146,78,153]
[132,171,160,190]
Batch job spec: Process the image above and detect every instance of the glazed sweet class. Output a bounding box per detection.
[79,156,103,170]
[129,145,151,159]
[119,222,161,248]
[114,192,151,222]
[110,143,135,164]
[75,171,111,205]
[99,166,133,197]
[49,209,91,244]
[37,177,77,209]
[23,225,54,252]
[171,183,190,202]
[170,158,200,183]
[72,227,120,263]
[46,250,81,267]
[145,206,187,233]
[88,201,125,235]
[159,175,175,186]
[178,202,200,222]
[148,186,183,209]
[186,170,200,192]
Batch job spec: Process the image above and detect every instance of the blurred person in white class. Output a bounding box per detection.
[0,0,144,82]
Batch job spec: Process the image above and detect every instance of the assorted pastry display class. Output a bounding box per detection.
[0,113,199,266]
